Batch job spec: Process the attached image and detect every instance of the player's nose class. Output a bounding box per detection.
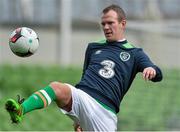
[103,23,110,30]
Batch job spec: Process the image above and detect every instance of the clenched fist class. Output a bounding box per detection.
[143,67,156,81]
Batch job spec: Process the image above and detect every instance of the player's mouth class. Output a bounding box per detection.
[105,32,112,37]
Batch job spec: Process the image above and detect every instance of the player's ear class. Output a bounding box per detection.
[119,19,126,31]
[120,19,126,28]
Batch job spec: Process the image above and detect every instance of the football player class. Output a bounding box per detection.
[5,4,163,131]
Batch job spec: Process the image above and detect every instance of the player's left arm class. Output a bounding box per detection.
[142,66,162,81]
[135,49,163,82]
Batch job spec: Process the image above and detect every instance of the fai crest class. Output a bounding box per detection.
[120,52,130,61]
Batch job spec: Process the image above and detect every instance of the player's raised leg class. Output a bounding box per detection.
[50,82,72,112]
[5,99,23,123]
[5,81,72,123]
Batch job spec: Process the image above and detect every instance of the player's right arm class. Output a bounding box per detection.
[74,124,83,132]
[81,44,93,76]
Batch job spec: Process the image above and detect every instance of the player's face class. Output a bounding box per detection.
[101,10,126,42]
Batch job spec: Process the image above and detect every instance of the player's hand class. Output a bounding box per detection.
[143,67,156,81]
[74,123,83,132]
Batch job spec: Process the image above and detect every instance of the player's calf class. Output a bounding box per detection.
[5,85,56,124]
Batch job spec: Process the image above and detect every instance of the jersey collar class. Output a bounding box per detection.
[106,39,128,45]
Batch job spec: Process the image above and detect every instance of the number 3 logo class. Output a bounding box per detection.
[99,60,115,79]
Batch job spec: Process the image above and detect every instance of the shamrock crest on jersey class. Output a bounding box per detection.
[120,52,130,61]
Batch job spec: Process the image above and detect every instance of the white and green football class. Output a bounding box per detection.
[9,27,39,57]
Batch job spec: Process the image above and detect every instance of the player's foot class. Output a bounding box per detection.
[5,98,23,123]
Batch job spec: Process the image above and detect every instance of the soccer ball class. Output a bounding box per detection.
[9,27,39,57]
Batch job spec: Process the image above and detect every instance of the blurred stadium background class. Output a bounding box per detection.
[0,0,180,131]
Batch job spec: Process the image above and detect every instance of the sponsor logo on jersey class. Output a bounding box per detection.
[99,60,115,79]
[120,52,130,61]
[95,50,102,55]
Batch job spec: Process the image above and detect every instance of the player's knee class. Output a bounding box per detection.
[49,81,63,94]
[49,81,71,102]
[50,81,61,88]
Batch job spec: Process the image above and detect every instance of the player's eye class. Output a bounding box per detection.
[108,22,113,25]
[101,22,105,26]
